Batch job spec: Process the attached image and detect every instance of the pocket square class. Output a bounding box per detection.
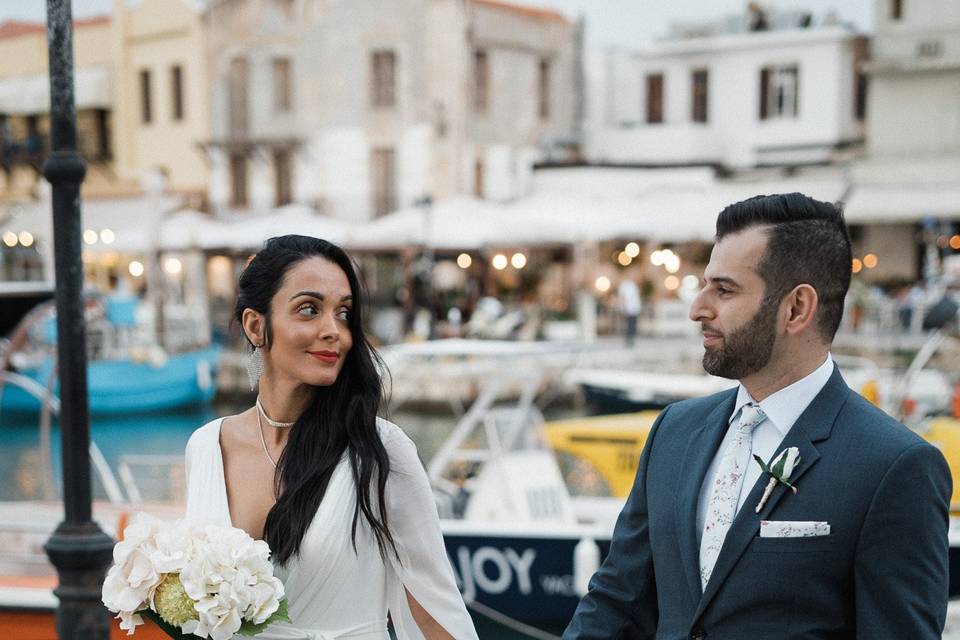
[759,520,830,538]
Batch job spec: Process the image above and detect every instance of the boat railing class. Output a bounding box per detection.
[426,372,544,485]
[0,370,126,505]
[427,372,549,520]
[116,454,185,504]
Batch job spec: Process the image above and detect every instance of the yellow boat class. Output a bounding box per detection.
[543,411,960,510]
[542,411,658,498]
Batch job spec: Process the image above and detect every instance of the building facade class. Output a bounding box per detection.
[846,0,960,283]
[203,0,301,216]
[111,0,210,199]
[204,0,577,220]
[0,0,209,284]
[585,11,867,169]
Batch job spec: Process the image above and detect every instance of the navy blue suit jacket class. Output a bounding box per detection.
[564,366,951,639]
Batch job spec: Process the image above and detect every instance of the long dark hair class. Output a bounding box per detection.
[233,234,395,564]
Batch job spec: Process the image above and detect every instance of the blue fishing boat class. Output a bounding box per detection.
[1,346,220,415]
[1,286,221,415]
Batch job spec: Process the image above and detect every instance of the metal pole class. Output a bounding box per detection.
[42,1,114,638]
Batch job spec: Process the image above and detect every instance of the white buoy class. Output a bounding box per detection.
[573,536,600,597]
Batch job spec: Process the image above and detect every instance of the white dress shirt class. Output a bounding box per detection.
[696,354,835,539]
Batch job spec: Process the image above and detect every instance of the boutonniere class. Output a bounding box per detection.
[753,447,801,513]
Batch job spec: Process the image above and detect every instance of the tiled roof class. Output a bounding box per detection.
[471,0,569,24]
[0,15,110,40]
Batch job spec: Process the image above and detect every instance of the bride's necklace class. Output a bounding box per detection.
[256,396,295,428]
[256,407,280,469]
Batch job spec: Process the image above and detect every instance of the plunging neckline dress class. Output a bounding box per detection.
[184,417,478,640]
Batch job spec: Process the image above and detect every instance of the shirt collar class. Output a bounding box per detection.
[730,354,834,436]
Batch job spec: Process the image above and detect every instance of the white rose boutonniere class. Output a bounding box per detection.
[753,447,801,513]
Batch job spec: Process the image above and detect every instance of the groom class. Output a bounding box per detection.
[564,193,951,639]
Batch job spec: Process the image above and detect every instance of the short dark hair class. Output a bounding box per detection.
[716,193,852,342]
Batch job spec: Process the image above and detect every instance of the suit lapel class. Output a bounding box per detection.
[692,365,850,622]
[675,390,738,604]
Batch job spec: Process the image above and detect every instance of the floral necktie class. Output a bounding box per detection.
[699,403,766,589]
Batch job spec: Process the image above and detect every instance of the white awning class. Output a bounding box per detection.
[3,195,181,253]
[0,66,112,114]
[843,184,960,223]
[493,178,848,245]
[346,178,849,250]
[161,204,355,251]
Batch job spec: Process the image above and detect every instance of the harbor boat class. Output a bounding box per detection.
[427,373,622,632]
[567,356,954,418]
[565,368,735,414]
[543,410,659,498]
[1,346,220,415]
[0,291,220,415]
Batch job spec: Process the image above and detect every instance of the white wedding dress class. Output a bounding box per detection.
[185,417,478,640]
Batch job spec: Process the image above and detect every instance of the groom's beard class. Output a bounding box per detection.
[701,298,778,380]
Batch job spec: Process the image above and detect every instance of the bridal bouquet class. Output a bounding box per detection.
[102,514,290,639]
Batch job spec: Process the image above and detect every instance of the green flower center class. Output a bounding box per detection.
[154,573,198,627]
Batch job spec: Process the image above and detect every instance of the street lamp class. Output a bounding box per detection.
[42,1,114,638]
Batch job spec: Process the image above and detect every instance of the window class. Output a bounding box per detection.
[229,152,248,208]
[171,65,184,121]
[96,108,110,159]
[474,157,484,198]
[691,69,708,123]
[139,69,152,124]
[370,148,396,217]
[759,65,799,120]
[854,71,867,121]
[538,58,550,120]
[646,73,663,124]
[274,148,292,207]
[273,58,292,112]
[228,57,249,135]
[370,50,396,108]
[473,50,489,113]
[891,0,903,20]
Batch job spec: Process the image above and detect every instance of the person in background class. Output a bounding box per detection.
[617,276,642,347]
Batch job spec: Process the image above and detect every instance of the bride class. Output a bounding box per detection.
[185,235,478,639]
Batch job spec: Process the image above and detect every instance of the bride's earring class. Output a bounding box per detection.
[246,344,264,391]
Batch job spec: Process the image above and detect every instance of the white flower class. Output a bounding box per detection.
[193,588,244,640]
[753,447,802,512]
[776,447,801,478]
[102,514,164,631]
[245,577,284,624]
[150,518,194,574]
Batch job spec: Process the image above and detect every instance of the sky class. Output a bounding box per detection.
[0,0,875,46]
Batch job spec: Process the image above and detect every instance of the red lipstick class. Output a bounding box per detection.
[308,350,339,363]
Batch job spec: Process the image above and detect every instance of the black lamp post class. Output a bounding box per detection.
[41,1,114,638]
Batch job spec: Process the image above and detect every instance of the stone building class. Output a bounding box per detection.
[204,0,578,219]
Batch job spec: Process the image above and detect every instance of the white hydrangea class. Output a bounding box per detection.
[102,513,165,633]
[102,514,287,637]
